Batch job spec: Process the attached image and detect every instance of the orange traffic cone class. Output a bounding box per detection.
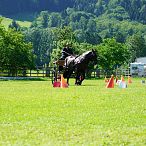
[128,76,132,83]
[106,75,114,88]
[60,74,68,88]
[121,75,125,81]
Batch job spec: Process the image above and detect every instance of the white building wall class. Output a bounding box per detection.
[136,57,146,64]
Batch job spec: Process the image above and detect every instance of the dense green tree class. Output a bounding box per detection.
[48,12,62,27]
[126,35,146,62]
[107,6,130,21]
[78,16,87,30]
[0,20,34,75]
[85,30,102,45]
[140,5,146,24]
[40,11,49,28]
[24,27,54,66]
[94,0,104,16]
[25,28,42,65]
[50,26,76,64]
[98,38,130,70]
[53,26,76,42]
[74,29,86,43]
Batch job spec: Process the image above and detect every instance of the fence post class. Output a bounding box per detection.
[22,68,27,77]
[43,68,45,77]
[30,70,31,77]
[96,69,100,78]
[46,67,50,77]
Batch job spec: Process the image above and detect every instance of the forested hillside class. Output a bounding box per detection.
[0,0,146,24]
[0,0,73,15]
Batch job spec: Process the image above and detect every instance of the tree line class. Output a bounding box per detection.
[1,19,146,74]
[0,0,146,24]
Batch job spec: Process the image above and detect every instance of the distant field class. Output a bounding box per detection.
[1,17,31,29]
[0,78,146,145]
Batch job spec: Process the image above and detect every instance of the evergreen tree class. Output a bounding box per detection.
[126,35,146,62]
[98,38,130,70]
[9,20,20,31]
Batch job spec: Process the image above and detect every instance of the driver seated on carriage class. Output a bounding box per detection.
[60,43,73,60]
[52,42,74,83]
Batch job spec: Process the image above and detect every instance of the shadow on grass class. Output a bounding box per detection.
[0,77,49,81]
[68,84,98,87]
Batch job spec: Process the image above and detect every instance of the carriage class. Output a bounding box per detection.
[51,60,65,85]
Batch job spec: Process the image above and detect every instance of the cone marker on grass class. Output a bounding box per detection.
[106,75,114,88]
[60,74,68,88]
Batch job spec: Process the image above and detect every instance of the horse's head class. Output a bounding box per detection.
[91,49,97,61]
[86,49,97,64]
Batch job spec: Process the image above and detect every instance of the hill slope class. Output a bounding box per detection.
[0,0,146,24]
[1,17,31,29]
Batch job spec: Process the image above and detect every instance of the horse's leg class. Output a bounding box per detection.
[75,75,78,85]
[75,72,80,85]
[66,70,73,85]
[67,74,70,85]
[79,71,85,85]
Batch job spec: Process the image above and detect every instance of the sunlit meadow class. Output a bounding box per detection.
[0,78,146,145]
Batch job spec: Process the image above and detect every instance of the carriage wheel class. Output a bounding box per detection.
[51,69,57,84]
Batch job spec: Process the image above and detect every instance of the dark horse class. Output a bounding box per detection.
[63,49,97,85]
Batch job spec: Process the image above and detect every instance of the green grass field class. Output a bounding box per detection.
[0,78,146,145]
[1,17,31,29]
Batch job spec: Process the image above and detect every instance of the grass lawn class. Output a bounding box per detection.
[1,17,31,29]
[0,78,146,145]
